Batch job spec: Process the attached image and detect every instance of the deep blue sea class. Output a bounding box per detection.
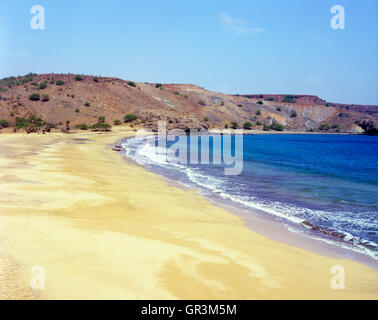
[122,134,378,259]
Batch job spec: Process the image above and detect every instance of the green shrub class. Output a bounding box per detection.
[75,108,80,113]
[231,122,239,129]
[319,123,330,131]
[198,99,206,106]
[331,124,339,129]
[42,94,49,101]
[71,94,75,98]
[0,118,9,128]
[93,76,99,82]
[269,123,285,131]
[74,74,83,81]
[55,80,64,85]
[265,97,275,101]
[155,83,162,88]
[15,115,43,129]
[127,81,136,87]
[76,124,88,130]
[237,104,242,108]
[203,117,209,122]
[174,91,180,95]
[98,116,105,123]
[290,111,297,117]
[257,100,263,105]
[90,122,111,131]
[256,110,261,116]
[84,101,90,106]
[29,93,40,101]
[123,114,137,123]
[113,119,121,125]
[38,82,47,89]
[283,95,296,103]
[224,123,228,129]
[276,107,281,112]
[243,121,253,129]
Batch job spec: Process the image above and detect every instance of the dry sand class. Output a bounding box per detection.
[0,127,377,299]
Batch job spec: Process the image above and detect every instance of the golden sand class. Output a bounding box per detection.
[0,127,377,299]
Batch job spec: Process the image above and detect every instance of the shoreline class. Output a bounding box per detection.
[0,127,377,299]
[118,135,378,270]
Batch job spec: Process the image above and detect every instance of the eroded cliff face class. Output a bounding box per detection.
[0,74,376,134]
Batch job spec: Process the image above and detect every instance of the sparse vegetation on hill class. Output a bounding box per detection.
[0,73,375,135]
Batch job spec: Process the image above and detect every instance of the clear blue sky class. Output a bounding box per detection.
[0,0,377,104]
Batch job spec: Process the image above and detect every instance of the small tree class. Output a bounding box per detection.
[55,80,64,85]
[155,83,162,88]
[256,110,261,116]
[74,74,83,81]
[123,114,137,123]
[42,94,49,101]
[113,119,121,125]
[224,123,228,129]
[84,101,90,106]
[98,116,105,123]
[257,100,263,105]
[93,76,99,82]
[243,121,253,130]
[290,111,297,118]
[231,122,239,129]
[276,107,281,112]
[75,108,80,113]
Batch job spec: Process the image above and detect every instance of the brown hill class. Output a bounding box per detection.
[0,73,377,134]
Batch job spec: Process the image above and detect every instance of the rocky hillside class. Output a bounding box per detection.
[0,73,377,134]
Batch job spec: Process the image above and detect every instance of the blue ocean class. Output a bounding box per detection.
[122,134,378,260]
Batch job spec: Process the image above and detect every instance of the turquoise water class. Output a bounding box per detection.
[123,134,378,259]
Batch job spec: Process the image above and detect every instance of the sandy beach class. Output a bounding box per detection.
[0,127,377,299]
